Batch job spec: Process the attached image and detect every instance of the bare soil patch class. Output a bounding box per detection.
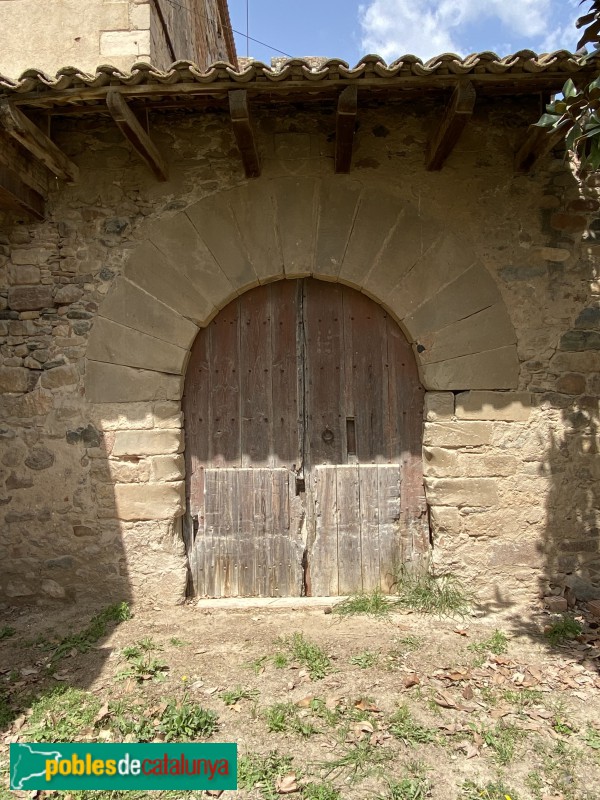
[1,598,600,800]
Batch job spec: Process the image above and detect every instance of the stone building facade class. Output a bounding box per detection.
[0,52,599,609]
[0,0,237,78]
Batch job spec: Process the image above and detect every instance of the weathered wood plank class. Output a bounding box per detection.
[209,302,241,467]
[106,90,168,181]
[270,280,299,467]
[426,81,476,171]
[336,465,362,594]
[514,121,570,172]
[304,280,345,465]
[240,287,272,466]
[335,85,358,174]
[378,465,402,592]
[309,465,339,596]
[359,465,381,589]
[0,164,45,220]
[0,101,79,183]
[229,89,260,178]
[344,287,387,463]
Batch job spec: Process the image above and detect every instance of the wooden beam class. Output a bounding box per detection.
[228,89,260,178]
[0,101,79,183]
[0,164,45,220]
[426,80,476,171]
[335,85,358,174]
[514,121,570,172]
[106,90,168,181]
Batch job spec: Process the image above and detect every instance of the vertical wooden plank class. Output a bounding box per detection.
[240,286,272,466]
[200,469,219,597]
[304,280,345,465]
[209,304,241,467]
[358,464,380,590]
[308,465,339,595]
[271,469,294,596]
[377,465,402,592]
[252,469,270,597]
[336,464,362,594]
[271,280,300,467]
[344,286,387,463]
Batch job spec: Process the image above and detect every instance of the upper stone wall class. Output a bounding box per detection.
[0,0,233,78]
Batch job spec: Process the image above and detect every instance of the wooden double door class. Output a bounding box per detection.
[183,279,427,597]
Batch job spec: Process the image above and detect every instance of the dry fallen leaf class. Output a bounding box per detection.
[295,696,315,708]
[462,686,474,700]
[433,691,457,709]
[453,628,469,636]
[275,773,299,794]
[93,704,110,724]
[354,698,380,712]
[403,673,420,688]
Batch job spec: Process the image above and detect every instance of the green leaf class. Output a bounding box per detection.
[535,113,562,129]
[563,78,578,98]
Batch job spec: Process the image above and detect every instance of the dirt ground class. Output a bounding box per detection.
[1,596,600,800]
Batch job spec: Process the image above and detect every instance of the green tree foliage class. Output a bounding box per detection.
[537,1,600,171]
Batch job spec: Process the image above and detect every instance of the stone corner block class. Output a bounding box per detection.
[455,391,532,421]
[424,391,455,421]
[423,421,494,447]
[113,429,184,457]
[424,477,499,508]
[115,482,184,521]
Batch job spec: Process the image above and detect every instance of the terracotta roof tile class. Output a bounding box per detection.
[0,51,596,107]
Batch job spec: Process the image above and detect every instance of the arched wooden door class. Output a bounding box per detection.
[183,279,427,597]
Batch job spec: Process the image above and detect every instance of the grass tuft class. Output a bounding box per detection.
[394,568,472,617]
[219,686,258,706]
[160,697,218,741]
[388,704,438,746]
[51,602,131,663]
[238,750,294,800]
[318,740,393,784]
[460,780,519,800]
[333,588,394,617]
[279,632,332,681]
[544,615,583,645]
[25,687,101,742]
[467,630,509,660]
[264,702,317,737]
[350,650,379,669]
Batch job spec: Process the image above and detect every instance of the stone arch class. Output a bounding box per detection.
[85,175,518,403]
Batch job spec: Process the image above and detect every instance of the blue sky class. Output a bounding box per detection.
[228,0,583,65]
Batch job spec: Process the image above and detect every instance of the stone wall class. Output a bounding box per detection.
[0,97,598,610]
[0,0,232,78]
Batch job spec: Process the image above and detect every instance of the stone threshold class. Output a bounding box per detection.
[193,596,350,609]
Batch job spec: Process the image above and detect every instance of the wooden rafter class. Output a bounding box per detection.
[426,80,476,171]
[0,164,45,220]
[106,90,168,181]
[0,101,79,183]
[514,121,570,172]
[228,89,260,179]
[335,85,358,174]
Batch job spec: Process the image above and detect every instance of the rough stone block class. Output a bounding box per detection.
[421,346,520,391]
[423,421,494,447]
[125,240,215,325]
[150,454,185,482]
[402,264,499,338]
[455,391,532,421]
[8,265,41,285]
[422,447,459,477]
[130,1,151,29]
[100,277,198,348]
[8,286,53,311]
[556,373,586,395]
[429,505,460,532]
[40,365,79,389]
[113,429,184,457]
[227,182,284,283]
[424,391,454,421]
[54,285,84,305]
[273,177,318,277]
[186,193,258,293]
[11,247,54,266]
[114,482,184,520]
[85,361,183,403]
[87,316,187,374]
[0,367,28,393]
[314,178,362,279]
[416,303,516,365]
[544,595,568,612]
[424,477,499,507]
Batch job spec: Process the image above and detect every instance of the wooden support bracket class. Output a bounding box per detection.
[335,85,358,174]
[0,164,45,220]
[106,90,168,181]
[426,81,476,171]
[514,121,570,172]
[228,89,260,178]
[0,101,79,184]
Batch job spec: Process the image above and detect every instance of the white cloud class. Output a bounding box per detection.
[358,0,557,61]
